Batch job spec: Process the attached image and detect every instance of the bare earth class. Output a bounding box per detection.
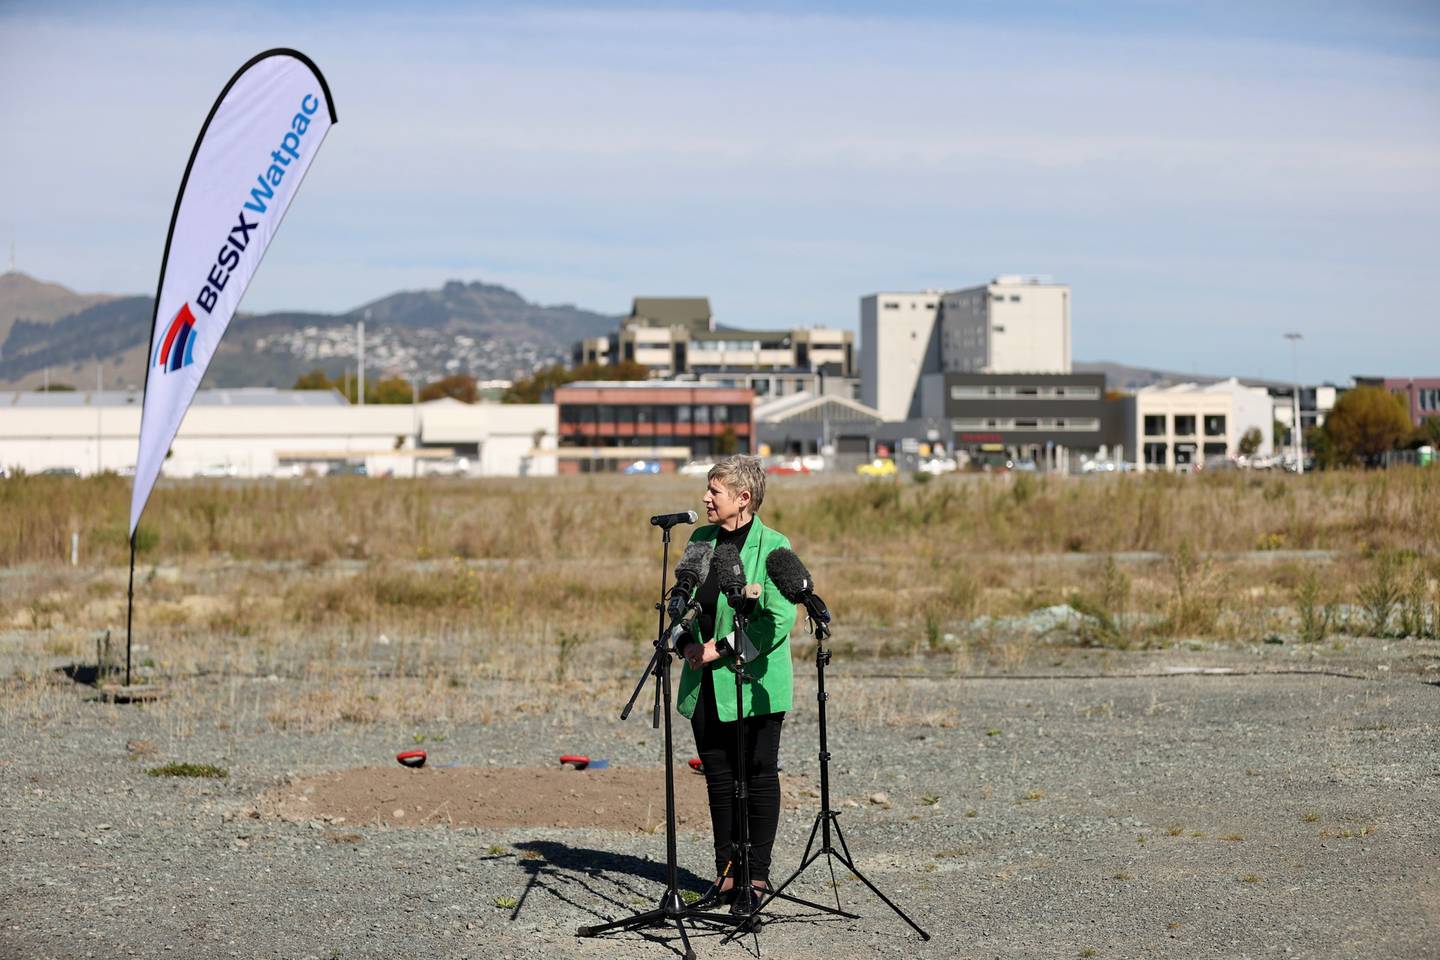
[2,639,1438,960]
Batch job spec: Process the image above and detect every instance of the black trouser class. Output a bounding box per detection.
[691,670,784,883]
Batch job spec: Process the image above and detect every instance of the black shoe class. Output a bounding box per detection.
[729,885,763,916]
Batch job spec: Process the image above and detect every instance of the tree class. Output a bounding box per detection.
[1322,386,1412,466]
[1303,425,1341,470]
[293,369,336,391]
[419,374,478,404]
[502,360,650,403]
[1238,426,1263,457]
[1410,415,1440,449]
[371,376,414,404]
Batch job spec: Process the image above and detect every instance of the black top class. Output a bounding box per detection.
[695,518,753,641]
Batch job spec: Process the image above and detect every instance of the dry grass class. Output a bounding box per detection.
[3,469,1438,732]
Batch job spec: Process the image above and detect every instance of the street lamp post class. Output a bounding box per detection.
[1284,332,1303,476]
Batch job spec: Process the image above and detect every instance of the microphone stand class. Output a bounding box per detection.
[577,522,741,959]
[736,608,931,942]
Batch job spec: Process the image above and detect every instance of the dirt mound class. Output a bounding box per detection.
[258,765,780,833]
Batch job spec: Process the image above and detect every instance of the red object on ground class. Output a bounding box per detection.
[560,755,590,769]
[688,757,704,773]
[396,749,427,768]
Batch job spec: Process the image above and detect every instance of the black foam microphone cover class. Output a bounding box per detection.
[674,541,714,590]
[667,541,714,618]
[713,542,746,599]
[765,547,813,604]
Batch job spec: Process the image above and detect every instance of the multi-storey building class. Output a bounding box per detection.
[939,276,1070,375]
[859,291,942,421]
[553,381,754,473]
[574,298,856,395]
[1125,379,1274,472]
[862,277,1070,422]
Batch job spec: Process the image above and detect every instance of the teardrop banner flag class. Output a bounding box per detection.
[129,48,337,535]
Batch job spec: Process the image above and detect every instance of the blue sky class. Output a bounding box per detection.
[2,1,1436,383]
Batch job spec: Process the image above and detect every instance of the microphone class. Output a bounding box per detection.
[765,547,831,626]
[712,543,763,660]
[666,541,714,620]
[667,602,706,653]
[650,510,698,528]
[713,542,747,604]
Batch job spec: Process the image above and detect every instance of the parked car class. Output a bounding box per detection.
[196,463,238,479]
[800,454,826,472]
[422,456,471,477]
[40,466,82,478]
[917,457,958,476]
[679,460,714,476]
[1005,459,1039,473]
[767,458,810,476]
[856,458,896,478]
[622,460,661,475]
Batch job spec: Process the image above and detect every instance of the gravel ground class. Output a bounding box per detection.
[3,640,1438,960]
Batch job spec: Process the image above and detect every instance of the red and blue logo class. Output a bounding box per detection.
[155,303,199,373]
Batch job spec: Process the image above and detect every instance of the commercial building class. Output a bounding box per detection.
[1271,384,1339,442]
[575,297,857,396]
[861,276,1070,422]
[0,388,557,478]
[860,291,942,421]
[939,276,1071,375]
[553,381,754,473]
[754,392,885,469]
[1125,379,1274,472]
[919,371,1117,469]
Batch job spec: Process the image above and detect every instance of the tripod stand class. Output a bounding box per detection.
[576,523,742,959]
[739,615,930,942]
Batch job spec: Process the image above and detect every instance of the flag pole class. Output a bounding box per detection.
[125,532,137,686]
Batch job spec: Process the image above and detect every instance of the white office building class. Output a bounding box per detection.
[863,277,1070,422]
[939,276,1070,375]
[0,388,557,478]
[860,291,942,421]
[1126,379,1274,472]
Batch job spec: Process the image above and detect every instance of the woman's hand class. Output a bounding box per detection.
[683,640,720,670]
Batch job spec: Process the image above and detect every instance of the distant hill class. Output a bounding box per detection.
[0,271,116,350]
[1075,359,1290,392]
[0,273,618,390]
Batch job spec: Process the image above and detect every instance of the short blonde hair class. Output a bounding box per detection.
[708,455,767,514]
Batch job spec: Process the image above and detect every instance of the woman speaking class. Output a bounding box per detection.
[675,454,797,914]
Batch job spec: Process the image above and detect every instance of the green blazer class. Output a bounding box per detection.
[676,515,797,722]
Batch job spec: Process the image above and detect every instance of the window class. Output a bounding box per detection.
[925,302,936,309]
[636,406,652,425]
[1203,442,1227,459]
[675,404,691,423]
[993,324,1006,333]
[1009,295,1021,302]
[1204,414,1226,437]
[694,405,710,425]
[1144,442,1167,466]
[1173,415,1197,437]
[713,405,729,423]
[730,405,750,424]
[1144,414,1166,437]
[882,302,899,310]
[615,405,635,426]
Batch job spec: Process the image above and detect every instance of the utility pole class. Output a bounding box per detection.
[1284,332,1304,475]
[357,309,368,406]
[95,364,103,475]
